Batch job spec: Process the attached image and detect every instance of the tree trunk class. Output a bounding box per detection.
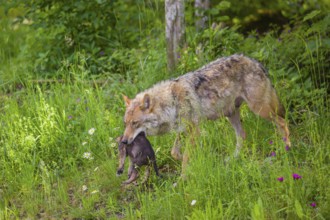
[195,0,210,31]
[165,0,185,72]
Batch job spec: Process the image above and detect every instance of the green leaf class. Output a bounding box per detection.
[294,200,304,219]
[303,10,321,22]
[217,1,231,11]
[219,16,230,22]
[251,197,264,220]
[209,8,220,15]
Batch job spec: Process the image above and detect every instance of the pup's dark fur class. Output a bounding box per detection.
[116,132,160,185]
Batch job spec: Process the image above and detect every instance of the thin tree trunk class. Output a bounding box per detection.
[165,0,185,72]
[195,0,210,31]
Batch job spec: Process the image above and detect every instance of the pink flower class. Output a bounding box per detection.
[310,202,316,208]
[292,173,302,180]
[277,177,284,182]
[285,145,290,151]
[270,152,276,157]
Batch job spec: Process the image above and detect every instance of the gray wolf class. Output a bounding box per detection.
[116,133,160,185]
[121,54,291,163]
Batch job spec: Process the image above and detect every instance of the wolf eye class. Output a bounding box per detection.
[131,121,138,127]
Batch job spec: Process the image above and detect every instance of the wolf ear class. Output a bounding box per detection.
[140,94,153,111]
[123,95,131,108]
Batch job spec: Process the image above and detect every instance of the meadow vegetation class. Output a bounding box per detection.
[0,0,329,219]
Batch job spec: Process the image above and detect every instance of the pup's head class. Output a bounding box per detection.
[122,94,158,144]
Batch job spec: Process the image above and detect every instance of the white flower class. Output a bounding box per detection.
[200,129,207,136]
[91,190,99,194]
[191,200,197,206]
[82,141,88,146]
[82,185,88,192]
[110,143,117,148]
[83,152,94,160]
[94,167,99,172]
[88,128,96,135]
[173,182,178,188]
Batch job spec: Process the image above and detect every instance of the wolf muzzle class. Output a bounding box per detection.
[121,138,128,144]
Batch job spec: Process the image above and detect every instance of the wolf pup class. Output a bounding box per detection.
[116,132,160,185]
[122,54,290,162]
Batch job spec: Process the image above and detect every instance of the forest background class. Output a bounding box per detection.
[0,0,329,219]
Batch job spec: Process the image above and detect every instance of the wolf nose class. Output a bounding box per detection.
[121,139,128,144]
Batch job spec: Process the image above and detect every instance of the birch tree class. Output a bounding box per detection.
[165,0,185,72]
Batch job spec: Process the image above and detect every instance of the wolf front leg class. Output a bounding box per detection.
[181,125,200,178]
[171,134,183,160]
[228,109,246,157]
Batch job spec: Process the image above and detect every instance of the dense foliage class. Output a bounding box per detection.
[0,0,329,219]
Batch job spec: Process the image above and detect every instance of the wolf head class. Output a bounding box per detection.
[122,94,159,144]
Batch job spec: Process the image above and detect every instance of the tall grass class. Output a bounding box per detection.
[1,62,329,219]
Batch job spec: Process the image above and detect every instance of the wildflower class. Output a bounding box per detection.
[68,115,73,120]
[65,35,74,46]
[99,51,105,56]
[191,200,197,206]
[173,182,177,188]
[83,152,94,160]
[94,167,99,172]
[200,129,207,136]
[310,202,316,208]
[110,143,117,148]
[82,141,88,146]
[88,128,96,135]
[292,173,302,180]
[282,137,287,142]
[277,177,284,182]
[91,190,99,194]
[269,140,273,145]
[270,152,276,157]
[82,185,88,192]
[285,145,290,151]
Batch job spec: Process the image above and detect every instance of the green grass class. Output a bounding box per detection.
[0,8,329,219]
[0,78,329,219]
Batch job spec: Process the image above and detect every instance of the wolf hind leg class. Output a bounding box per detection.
[245,87,291,147]
[123,168,139,185]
